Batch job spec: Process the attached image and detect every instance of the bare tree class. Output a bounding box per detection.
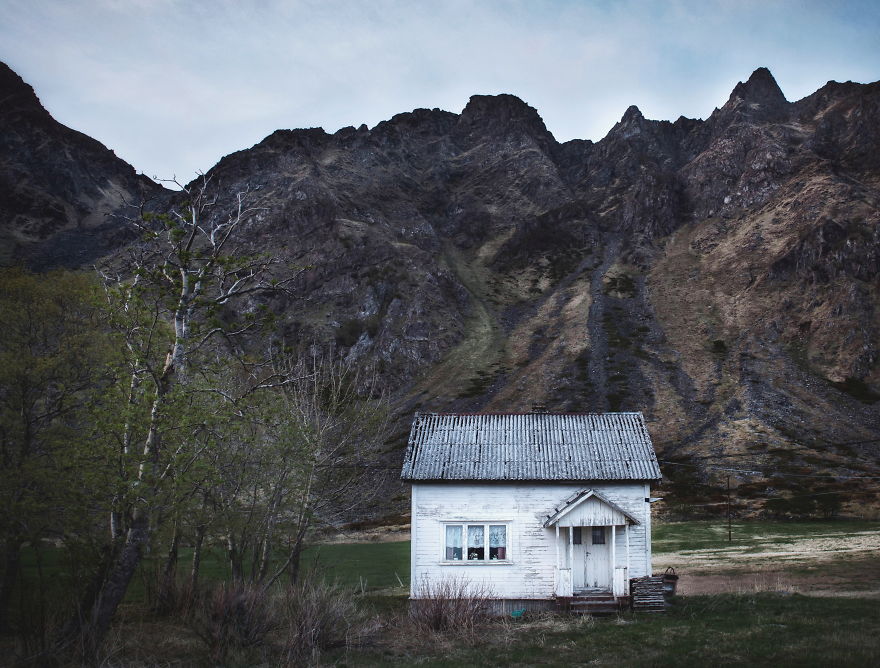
[199,349,389,588]
[260,350,390,587]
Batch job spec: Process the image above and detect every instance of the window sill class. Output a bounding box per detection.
[439,560,515,566]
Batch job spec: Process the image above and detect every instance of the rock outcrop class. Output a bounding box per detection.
[0,62,167,268]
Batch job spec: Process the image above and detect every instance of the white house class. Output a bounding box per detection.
[401,412,662,610]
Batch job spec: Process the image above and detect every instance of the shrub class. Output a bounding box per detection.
[190,583,276,662]
[277,579,378,666]
[149,573,199,618]
[410,575,493,636]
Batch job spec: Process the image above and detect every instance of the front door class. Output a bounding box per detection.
[584,526,611,589]
[571,526,612,591]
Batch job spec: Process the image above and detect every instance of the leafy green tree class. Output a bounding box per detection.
[0,268,113,633]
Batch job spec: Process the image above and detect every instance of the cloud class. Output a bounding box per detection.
[1,0,878,182]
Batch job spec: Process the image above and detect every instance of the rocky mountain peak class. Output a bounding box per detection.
[457,93,554,144]
[724,67,788,110]
[621,104,644,122]
[0,60,166,269]
[0,62,49,121]
[372,107,458,139]
[605,104,657,142]
[4,62,880,507]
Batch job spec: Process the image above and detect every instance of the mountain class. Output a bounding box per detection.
[3,63,879,513]
[0,62,168,268]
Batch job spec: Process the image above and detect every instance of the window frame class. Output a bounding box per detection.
[441,522,511,564]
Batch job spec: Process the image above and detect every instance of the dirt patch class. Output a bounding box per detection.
[655,529,880,597]
[671,570,880,598]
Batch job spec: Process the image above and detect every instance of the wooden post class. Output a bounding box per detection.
[727,475,732,542]
[625,523,630,594]
[611,525,616,594]
[568,526,574,571]
[555,525,560,569]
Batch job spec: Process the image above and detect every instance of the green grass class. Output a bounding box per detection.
[301,541,410,590]
[14,540,412,613]
[345,594,880,666]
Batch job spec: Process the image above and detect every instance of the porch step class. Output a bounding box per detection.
[566,595,629,616]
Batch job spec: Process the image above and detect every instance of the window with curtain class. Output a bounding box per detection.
[445,525,463,560]
[489,525,506,560]
[467,525,485,560]
[443,523,509,562]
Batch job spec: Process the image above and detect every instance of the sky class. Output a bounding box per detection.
[2,0,879,185]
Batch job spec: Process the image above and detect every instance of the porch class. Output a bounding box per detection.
[543,489,641,599]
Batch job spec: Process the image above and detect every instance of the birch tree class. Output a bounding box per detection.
[76,176,295,654]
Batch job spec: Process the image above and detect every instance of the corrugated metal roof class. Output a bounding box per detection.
[400,412,661,482]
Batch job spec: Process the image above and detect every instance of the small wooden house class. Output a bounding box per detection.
[401,412,662,610]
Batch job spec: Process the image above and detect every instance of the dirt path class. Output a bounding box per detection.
[654,529,880,597]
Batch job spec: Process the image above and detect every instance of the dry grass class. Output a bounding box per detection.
[653,520,880,598]
[409,575,494,638]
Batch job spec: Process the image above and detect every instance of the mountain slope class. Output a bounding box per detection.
[0,62,168,268]
[4,63,879,512]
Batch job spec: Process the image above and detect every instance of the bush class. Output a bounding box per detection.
[278,579,378,666]
[190,583,276,662]
[410,575,493,636]
[148,572,199,618]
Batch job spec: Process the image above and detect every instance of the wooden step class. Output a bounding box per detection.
[567,596,627,616]
[570,603,621,616]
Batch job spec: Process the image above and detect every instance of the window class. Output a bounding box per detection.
[445,525,463,560]
[444,523,508,562]
[467,525,484,560]
[572,527,582,545]
[591,526,606,545]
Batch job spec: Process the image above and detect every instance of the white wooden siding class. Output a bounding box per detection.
[554,496,629,527]
[411,482,652,599]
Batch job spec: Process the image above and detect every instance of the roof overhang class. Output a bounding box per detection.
[543,488,641,527]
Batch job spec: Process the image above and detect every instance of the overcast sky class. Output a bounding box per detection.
[2,0,878,184]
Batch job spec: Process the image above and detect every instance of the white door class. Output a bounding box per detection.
[584,526,611,590]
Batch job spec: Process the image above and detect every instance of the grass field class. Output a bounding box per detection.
[335,520,880,666]
[8,520,880,666]
[301,540,411,590]
[348,594,880,667]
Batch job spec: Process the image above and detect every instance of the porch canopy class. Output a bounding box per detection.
[543,488,641,528]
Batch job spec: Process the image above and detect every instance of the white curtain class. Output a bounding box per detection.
[489,525,506,559]
[445,525,462,560]
[467,525,484,560]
